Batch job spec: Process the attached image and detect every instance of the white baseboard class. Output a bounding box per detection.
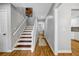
[0,50,13,52]
[51,50,72,56]
[6,50,13,52]
[52,50,72,55]
[57,50,72,53]
[17,42,32,45]
[13,48,31,50]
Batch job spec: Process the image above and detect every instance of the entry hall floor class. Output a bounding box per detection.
[0,38,54,56]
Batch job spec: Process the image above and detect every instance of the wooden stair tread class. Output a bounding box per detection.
[25,29,32,30]
[20,34,31,36]
[24,28,33,30]
[23,31,32,32]
[21,34,31,35]
[24,27,33,29]
[20,37,32,38]
[24,30,32,31]
[18,40,32,42]
[25,27,33,28]
[15,45,31,48]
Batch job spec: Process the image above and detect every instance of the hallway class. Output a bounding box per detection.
[1,3,79,56]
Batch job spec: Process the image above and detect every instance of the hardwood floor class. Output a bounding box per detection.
[0,35,54,56]
[58,53,72,56]
[71,40,79,56]
[1,35,79,56]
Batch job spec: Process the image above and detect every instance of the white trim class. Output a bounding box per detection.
[54,8,58,55]
[53,50,72,56]
[14,48,31,50]
[31,38,38,53]
[0,50,13,52]
[20,35,32,37]
[18,38,32,41]
[57,50,72,53]
[31,18,38,53]
[23,32,32,34]
[17,42,32,45]
[5,50,13,52]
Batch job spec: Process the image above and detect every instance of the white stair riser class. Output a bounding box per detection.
[19,39,32,41]
[25,27,33,28]
[25,27,33,29]
[17,43,31,45]
[23,30,32,31]
[20,35,32,37]
[14,48,31,50]
[22,32,32,34]
[23,31,32,33]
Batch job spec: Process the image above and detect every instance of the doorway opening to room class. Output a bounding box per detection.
[71,9,79,56]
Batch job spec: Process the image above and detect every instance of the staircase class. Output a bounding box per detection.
[14,18,38,52]
[14,26,33,51]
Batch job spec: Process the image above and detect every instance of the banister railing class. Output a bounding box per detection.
[31,17,38,52]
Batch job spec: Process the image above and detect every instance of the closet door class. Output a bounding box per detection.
[0,11,8,52]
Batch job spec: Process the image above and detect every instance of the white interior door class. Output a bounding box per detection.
[38,22,44,32]
[0,11,8,52]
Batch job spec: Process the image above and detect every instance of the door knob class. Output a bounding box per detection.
[3,33,6,35]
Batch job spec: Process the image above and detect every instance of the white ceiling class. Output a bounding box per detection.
[12,3,53,18]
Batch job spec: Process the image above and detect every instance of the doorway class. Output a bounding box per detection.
[71,9,79,55]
